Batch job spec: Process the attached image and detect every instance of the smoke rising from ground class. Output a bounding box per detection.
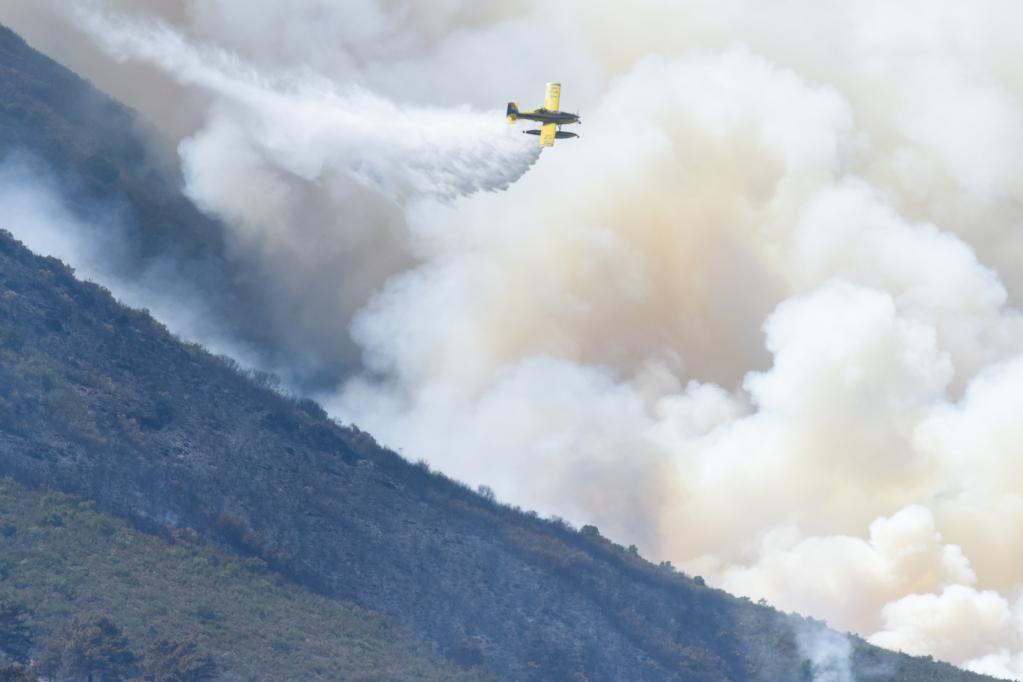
[6,1,1023,676]
[795,625,855,682]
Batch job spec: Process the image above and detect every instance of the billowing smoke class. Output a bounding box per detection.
[5,1,1023,677]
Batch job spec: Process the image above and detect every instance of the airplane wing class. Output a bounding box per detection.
[539,122,557,147]
[544,82,561,111]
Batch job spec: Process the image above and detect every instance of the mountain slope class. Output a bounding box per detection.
[0,231,994,682]
[0,22,1001,682]
[0,22,303,381]
[0,478,486,681]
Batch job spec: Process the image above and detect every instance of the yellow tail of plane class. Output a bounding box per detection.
[506,102,518,123]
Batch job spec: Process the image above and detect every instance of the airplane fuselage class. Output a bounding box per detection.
[514,108,580,126]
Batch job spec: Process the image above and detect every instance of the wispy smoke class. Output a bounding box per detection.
[795,625,854,682]
[5,1,1023,677]
[0,155,255,364]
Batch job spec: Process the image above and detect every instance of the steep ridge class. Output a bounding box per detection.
[0,22,1000,682]
[0,24,222,272]
[0,22,290,375]
[0,228,994,682]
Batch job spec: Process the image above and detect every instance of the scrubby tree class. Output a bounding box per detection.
[0,665,38,681]
[0,601,33,664]
[40,614,136,682]
[142,640,217,682]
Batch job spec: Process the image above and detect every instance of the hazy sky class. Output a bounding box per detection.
[5,2,1023,677]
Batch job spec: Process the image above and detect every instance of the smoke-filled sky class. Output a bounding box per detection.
[5,1,1023,677]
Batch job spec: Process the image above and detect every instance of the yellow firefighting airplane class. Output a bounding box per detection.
[506,82,580,148]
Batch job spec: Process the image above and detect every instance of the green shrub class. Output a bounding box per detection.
[41,613,136,681]
[142,639,217,682]
[191,606,219,624]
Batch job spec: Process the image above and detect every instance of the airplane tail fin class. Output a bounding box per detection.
[506,102,518,123]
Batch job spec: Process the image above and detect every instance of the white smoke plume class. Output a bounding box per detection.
[795,625,854,682]
[79,9,542,203]
[6,1,1023,677]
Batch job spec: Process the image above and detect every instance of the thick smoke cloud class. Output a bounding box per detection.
[75,8,542,384]
[5,1,1023,677]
